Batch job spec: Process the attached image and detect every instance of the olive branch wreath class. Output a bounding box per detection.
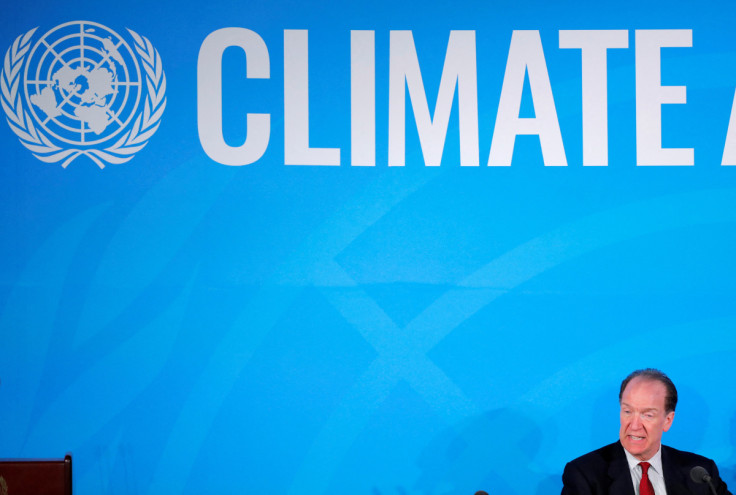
[1,27,166,169]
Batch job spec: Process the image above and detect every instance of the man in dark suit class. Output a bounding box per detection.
[561,369,732,495]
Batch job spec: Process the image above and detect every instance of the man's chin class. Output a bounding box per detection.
[622,438,649,456]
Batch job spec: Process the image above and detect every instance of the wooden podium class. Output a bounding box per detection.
[0,454,72,495]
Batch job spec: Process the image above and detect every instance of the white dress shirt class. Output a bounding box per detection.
[624,445,668,495]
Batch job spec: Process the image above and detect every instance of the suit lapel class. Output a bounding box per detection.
[661,446,691,495]
[608,444,636,495]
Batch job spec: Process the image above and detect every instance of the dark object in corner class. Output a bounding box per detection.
[0,453,72,495]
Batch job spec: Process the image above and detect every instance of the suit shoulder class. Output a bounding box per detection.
[566,442,623,470]
[662,444,717,468]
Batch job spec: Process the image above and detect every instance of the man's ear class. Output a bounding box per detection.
[663,411,675,432]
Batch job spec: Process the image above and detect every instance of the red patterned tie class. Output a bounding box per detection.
[639,462,655,495]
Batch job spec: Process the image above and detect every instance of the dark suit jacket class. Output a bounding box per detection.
[561,441,731,495]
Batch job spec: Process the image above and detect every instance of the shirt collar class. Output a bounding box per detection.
[624,444,664,475]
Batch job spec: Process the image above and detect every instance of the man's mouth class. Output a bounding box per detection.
[629,435,645,441]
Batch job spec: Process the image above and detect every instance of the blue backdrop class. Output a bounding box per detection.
[2,0,736,493]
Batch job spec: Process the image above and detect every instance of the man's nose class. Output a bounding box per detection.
[630,413,642,428]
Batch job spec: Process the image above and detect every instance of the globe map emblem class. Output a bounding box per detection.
[24,21,143,146]
[2,21,165,167]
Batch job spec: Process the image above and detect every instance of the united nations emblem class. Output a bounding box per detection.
[1,21,166,168]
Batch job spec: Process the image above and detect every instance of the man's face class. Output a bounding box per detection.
[619,377,675,461]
